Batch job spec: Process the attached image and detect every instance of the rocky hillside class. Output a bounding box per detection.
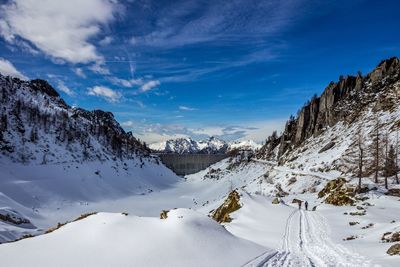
[258,57,400,169]
[0,74,150,164]
[0,73,180,243]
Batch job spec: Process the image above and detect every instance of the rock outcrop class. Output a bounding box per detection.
[382,232,400,243]
[387,243,400,256]
[211,190,241,223]
[318,178,355,206]
[160,210,169,219]
[272,197,280,204]
[385,189,400,197]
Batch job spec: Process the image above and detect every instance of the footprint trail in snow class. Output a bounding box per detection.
[243,208,372,267]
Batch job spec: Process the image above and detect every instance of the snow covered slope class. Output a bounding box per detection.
[0,74,180,242]
[0,210,266,267]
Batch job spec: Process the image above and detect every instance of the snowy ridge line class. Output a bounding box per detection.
[150,137,261,154]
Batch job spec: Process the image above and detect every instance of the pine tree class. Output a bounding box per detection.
[369,116,382,184]
[395,130,399,184]
[29,127,38,143]
[357,127,365,191]
[0,114,7,142]
[0,114,7,131]
[384,144,397,189]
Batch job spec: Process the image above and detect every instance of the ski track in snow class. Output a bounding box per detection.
[243,208,372,267]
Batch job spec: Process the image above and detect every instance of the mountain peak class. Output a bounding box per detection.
[29,79,60,98]
[258,56,400,163]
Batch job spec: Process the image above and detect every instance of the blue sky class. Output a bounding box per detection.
[0,0,399,143]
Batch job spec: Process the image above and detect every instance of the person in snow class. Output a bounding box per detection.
[305,201,308,211]
[298,201,301,209]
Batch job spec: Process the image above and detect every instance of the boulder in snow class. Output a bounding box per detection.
[211,190,241,223]
[387,243,400,256]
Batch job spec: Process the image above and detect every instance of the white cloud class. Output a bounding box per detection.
[73,68,86,78]
[129,36,137,45]
[99,36,113,46]
[110,77,161,94]
[135,100,146,108]
[110,77,143,87]
[87,85,121,103]
[88,62,110,75]
[0,58,28,79]
[0,0,119,64]
[191,127,225,136]
[239,119,286,143]
[140,80,160,92]
[121,120,135,128]
[57,81,75,96]
[179,105,197,111]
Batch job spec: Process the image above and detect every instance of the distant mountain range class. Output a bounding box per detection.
[149,137,261,154]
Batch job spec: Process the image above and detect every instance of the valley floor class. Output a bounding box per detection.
[0,159,399,266]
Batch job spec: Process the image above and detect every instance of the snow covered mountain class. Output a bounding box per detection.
[150,136,261,154]
[228,139,262,151]
[0,75,152,164]
[0,73,179,242]
[1,58,400,267]
[257,57,400,176]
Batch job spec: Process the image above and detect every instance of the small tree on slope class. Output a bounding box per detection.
[357,127,365,191]
[369,115,383,184]
[383,142,397,189]
[395,129,399,184]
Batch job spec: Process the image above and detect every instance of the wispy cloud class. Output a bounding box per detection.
[140,80,160,92]
[73,68,86,78]
[110,77,143,87]
[110,76,161,94]
[87,85,121,103]
[57,81,75,96]
[121,120,135,128]
[131,0,303,49]
[88,62,110,75]
[179,105,197,111]
[99,36,113,46]
[0,57,28,79]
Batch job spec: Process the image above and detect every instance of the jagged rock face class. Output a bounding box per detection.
[259,57,400,161]
[0,74,150,164]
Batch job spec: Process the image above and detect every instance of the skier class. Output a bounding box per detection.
[305,201,308,211]
[298,201,301,209]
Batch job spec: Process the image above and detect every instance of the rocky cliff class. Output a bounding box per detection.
[258,57,400,162]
